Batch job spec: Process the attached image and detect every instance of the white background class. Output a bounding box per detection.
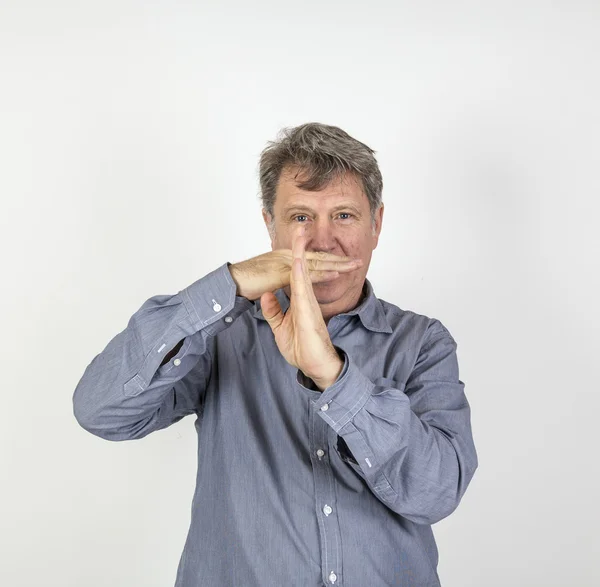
[1,1,599,586]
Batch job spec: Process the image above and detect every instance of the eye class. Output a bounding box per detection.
[291,213,354,223]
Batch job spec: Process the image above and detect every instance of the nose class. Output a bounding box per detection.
[305,217,338,253]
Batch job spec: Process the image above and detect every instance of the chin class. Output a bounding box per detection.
[313,280,345,304]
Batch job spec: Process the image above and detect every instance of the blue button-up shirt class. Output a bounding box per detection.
[73,262,478,586]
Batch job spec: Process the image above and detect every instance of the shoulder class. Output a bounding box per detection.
[376,296,457,349]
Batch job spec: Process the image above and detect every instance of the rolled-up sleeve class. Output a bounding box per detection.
[306,321,478,525]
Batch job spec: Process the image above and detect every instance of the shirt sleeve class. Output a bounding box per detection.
[298,320,478,526]
[72,262,253,441]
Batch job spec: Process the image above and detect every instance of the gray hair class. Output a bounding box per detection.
[258,122,383,235]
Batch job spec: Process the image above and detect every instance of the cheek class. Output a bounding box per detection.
[342,233,368,255]
[271,225,294,249]
[269,230,285,250]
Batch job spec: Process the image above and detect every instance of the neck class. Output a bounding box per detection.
[324,281,367,324]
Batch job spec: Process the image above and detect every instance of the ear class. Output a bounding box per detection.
[372,203,384,249]
[262,208,275,247]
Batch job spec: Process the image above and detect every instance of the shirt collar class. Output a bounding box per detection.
[252,277,393,334]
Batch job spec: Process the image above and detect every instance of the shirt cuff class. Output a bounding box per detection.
[180,262,253,334]
[308,348,376,435]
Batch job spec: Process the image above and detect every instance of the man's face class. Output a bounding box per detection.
[262,165,383,318]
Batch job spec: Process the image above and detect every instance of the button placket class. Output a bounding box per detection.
[309,404,342,586]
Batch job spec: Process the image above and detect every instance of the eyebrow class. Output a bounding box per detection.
[283,203,361,215]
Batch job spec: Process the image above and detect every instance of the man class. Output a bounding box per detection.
[73,122,478,586]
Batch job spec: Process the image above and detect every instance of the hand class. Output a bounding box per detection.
[260,226,350,390]
[229,248,362,302]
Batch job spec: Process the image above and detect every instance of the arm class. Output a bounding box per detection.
[298,320,478,525]
[72,262,253,441]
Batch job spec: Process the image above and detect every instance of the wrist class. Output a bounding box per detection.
[228,264,247,299]
[311,354,344,392]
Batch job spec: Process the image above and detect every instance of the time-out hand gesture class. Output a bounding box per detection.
[229,247,361,302]
[261,227,357,390]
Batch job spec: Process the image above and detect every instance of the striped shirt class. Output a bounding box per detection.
[73,261,478,586]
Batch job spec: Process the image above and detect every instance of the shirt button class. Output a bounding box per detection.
[328,571,337,583]
[173,358,181,366]
[224,316,233,323]
[320,403,329,412]
[323,504,333,516]
[316,449,325,458]
[213,303,222,312]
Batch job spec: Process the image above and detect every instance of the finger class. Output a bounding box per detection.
[291,225,314,290]
[307,258,363,273]
[289,227,328,331]
[305,250,356,262]
[310,270,340,283]
[291,258,314,319]
[292,224,307,262]
[290,232,314,305]
[291,246,322,326]
[290,250,309,300]
[260,292,284,331]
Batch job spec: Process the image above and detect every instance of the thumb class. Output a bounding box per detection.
[260,292,284,331]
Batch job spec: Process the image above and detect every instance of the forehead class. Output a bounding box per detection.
[275,165,367,212]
